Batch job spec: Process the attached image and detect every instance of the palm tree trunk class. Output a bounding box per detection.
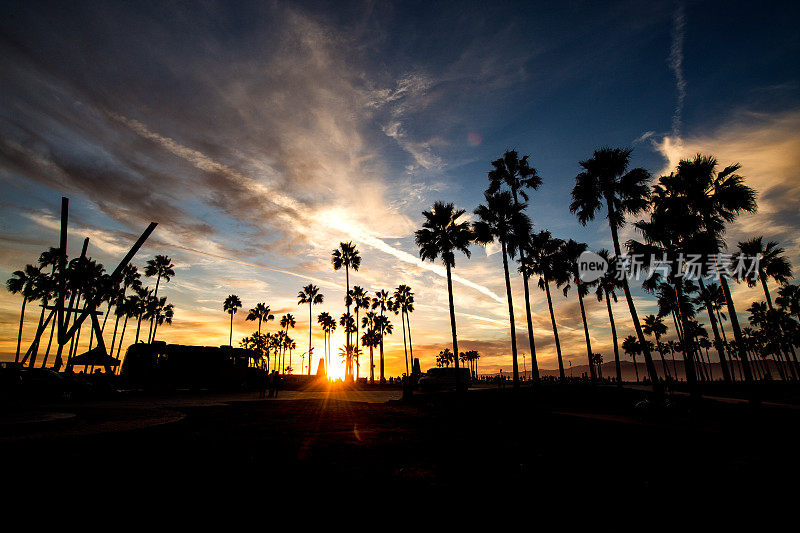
[607,203,660,389]
[673,282,698,389]
[229,312,233,346]
[654,335,669,379]
[401,308,409,376]
[445,263,461,390]
[135,313,143,343]
[110,312,121,357]
[308,303,312,376]
[633,354,639,382]
[500,241,520,389]
[521,270,539,382]
[370,345,374,384]
[718,274,753,382]
[14,298,27,363]
[41,315,56,368]
[697,279,732,382]
[605,294,622,386]
[544,280,565,380]
[28,300,48,367]
[406,310,414,375]
[148,273,162,344]
[117,316,129,359]
[575,278,596,382]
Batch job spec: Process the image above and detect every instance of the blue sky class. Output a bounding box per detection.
[2,0,799,376]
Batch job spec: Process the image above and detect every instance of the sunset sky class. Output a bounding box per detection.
[2,0,799,378]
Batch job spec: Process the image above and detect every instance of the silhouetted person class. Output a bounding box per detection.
[271,370,281,398]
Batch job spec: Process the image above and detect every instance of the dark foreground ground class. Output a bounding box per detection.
[2,384,799,506]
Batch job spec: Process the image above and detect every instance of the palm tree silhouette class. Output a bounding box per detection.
[151,301,174,342]
[570,147,659,388]
[642,314,670,381]
[473,191,531,389]
[694,281,732,382]
[595,249,625,385]
[622,335,640,382]
[298,285,324,376]
[246,302,275,335]
[279,313,296,373]
[224,294,242,346]
[488,150,543,381]
[332,242,360,378]
[776,284,800,322]
[561,239,599,382]
[372,290,394,383]
[392,285,415,378]
[374,313,393,379]
[520,230,569,379]
[666,154,758,382]
[114,295,137,361]
[338,312,356,379]
[362,311,378,383]
[7,264,42,362]
[734,237,792,310]
[109,264,141,360]
[350,286,369,379]
[144,255,174,343]
[415,201,473,390]
[317,311,335,377]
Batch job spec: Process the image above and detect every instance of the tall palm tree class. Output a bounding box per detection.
[693,281,732,382]
[488,150,543,382]
[224,295,242,346]
[622,335,640,382]
[114,295,136,361]
[361,327,380,383]
[317,311,335,376]
[374,313,393,379]
[595,249,624,385]
[350,286,369,379]
[393,285,415,378]
[332,242,361,347]
[362,311,378,383]
[561,239,599,382]
[371,290,393,382]
[473,191,531,389]
[642,314,670,380]
[520,231,569,379]
[665,154,758,382]
[338,312,356,379]
[6,264,41,363]
[734,237,792,310]
[415,202,473,390]
[109,264,141,360]
[246,303,274,335]
[298,285,324,376]
[570,147,659,388]
[279,313,296,373]
[144,255,174,342]
[151,301,174,342]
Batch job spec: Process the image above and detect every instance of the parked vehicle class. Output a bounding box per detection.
[418,367,472,391]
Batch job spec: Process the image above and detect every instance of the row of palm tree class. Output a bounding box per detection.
[414,148,799,391]
[6,251,175,371]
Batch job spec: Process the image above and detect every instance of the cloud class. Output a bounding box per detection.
[668,2,687,138]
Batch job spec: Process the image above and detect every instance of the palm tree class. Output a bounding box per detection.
[371,290,394,382]
[362,311,378,383]
[246,303,275,335]
[374,313,393,379]
[332,242,361,347]
[622,335,641,382]
[224,295,242,346]
[488,150,543,381]
[109,264,141,360]
[361,327,380,383]
[520,231,569,379]
[642,314,670,380]
[279,314,296,373]
[114,295,136,361]
[692,280,733,382]
[666,154,758,382]
[561,239,599,382]
[595,249,624,385]
[317,312,335,377]
[393,285,415,378]
[570,147,659,388]
[151,301,174,342]
[436,348,454,367]
[734,237,792,310]
[298,285,324,376]
[416,201,474,390]
[473,191,531,389]
[338,312,356,379]
[776,284,800,322]
[144,255,174,342]
[7,264,41,362]
[350,286,369,379]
